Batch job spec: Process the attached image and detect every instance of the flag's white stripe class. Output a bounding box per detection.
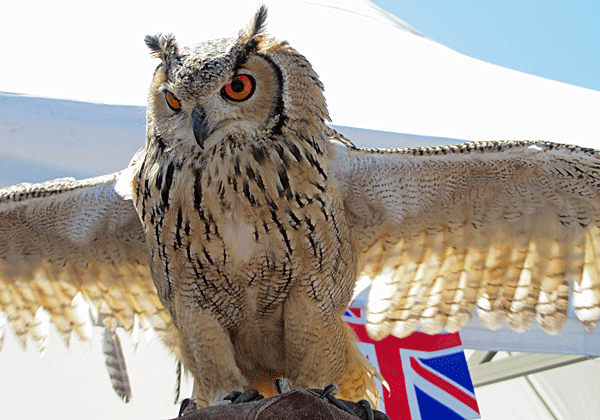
[343,307,367,325]
[401,348,477,400]
[401,351,424,420]
[409,374,481,419]
[400,349,480,419]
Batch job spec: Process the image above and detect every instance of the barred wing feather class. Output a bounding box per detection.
[0,165,170,349]
[330,138,600,340]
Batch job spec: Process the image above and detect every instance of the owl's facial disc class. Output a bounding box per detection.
[191,74,257,147]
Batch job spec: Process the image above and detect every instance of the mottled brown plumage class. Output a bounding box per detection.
[135,7,379,405]
[1,5,600,410]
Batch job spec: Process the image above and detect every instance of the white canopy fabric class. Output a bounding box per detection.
[2,0,599,141]
[1,1,599,419]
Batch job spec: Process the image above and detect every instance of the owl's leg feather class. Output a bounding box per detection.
[336,319,385,409]
[283,293,381,408]
[178,310,247,408]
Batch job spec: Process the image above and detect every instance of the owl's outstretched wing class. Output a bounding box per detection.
[330,137,600,340]
[0,163,170,351]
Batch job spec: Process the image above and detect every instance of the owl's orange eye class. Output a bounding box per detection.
[221,75,255,102]
[165,91,181,111]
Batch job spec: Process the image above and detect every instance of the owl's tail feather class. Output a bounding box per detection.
[101,327,132,403]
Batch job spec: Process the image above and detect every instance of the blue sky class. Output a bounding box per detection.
[374,0,600,92]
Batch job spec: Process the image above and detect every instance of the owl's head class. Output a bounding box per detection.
[144,5,329,152]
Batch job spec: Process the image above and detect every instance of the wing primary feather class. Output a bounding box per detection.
[364,238,411,339]
[4,280,37,348]
[334,141,600,338]
[573,227,600,331]
[476,239,513,330]
[0,168,163,351]
[445,222,482,331]
[365,232,427,339]
[440,225,472,333]
[534,237,569,334]
[0,311,6,351]
[421,227,463,334]
[31,307,50,354]
[505,231,537,332]
[392,230,443,337]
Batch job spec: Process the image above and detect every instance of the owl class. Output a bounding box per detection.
[1,5,600,411]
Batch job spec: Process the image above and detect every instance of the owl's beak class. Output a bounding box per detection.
[192,105,209,148]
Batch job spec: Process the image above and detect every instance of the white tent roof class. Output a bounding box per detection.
[1,1,599,419]
[2,0,598,141]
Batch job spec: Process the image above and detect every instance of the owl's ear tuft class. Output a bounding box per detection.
[249,5,268,39]
[145,33,179,63]
[238,5,268,53]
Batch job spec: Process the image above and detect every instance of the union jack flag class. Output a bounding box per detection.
[344,305,480,420]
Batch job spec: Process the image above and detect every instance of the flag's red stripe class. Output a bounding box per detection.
[410,357,480,414]
[375,336,411,419]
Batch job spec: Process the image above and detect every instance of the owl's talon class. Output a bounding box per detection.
[274,377,293,394]
[178,398,198,417]
[223,390,242,401]
[319,383,339,399]
[223,389,264,404]
[308,384,359,417]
